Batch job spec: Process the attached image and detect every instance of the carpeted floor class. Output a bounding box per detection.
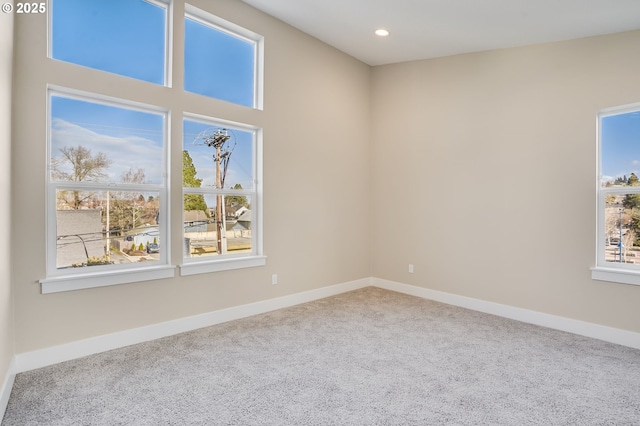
[3,287,640,425]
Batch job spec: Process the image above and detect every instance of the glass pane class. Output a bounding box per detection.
[184,17,255,107]
[184,194,252,257]
[183,119,254,190]
[56,190,161,269]
[50,95,164,185]
[51,0,167,85]
[604,194,640,264]
[601,110,640,188]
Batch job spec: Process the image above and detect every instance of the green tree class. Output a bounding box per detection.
[225,183,249,211]
[628,173,639,186]
[614,175,627,185]
[183,151,209,215]
[629,208,640,235]
[622,194,640,209]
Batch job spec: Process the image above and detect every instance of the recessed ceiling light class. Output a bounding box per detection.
[375,29,389,37]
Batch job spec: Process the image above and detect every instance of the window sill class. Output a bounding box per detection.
[180,255,266,276]
[40,265,176,294]
[591,266,640,286]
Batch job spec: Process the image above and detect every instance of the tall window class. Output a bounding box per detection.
[594,103,640,285]
[42,2,265,293]
[181,117,262,275]
[46,90,169,289]
[50,0,169,85]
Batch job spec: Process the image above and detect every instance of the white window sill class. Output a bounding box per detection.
[591,266,640,286]
[40,265,176,294]
[180,255,266,276]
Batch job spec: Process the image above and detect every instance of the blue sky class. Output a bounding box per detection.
[602,110,640,183]
[50,0,256,191]
[50,96,165,184]
[184,17,255,107]
[52,0,166,84]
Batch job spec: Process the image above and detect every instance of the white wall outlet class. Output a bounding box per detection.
[272,274,278,285]
[408,264,414,273]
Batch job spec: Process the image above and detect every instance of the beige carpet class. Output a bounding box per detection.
[3,287,640,425]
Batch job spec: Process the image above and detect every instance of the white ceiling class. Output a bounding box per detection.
[241,0,640,66]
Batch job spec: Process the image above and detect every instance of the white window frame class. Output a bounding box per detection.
[40,87,174,294]
[184,3,264,110]
[180,114,265,276]
[592,101,640,286]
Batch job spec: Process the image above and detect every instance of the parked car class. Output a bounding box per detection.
[146,243,160,254]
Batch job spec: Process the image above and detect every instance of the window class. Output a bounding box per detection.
[50,0,169,85]
[184,5,263,108]
[41,3,265,293]
[593,103,640,285]
[181,116,264,275]
[42,89,172,293]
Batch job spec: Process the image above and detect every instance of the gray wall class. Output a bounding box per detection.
[11,0,371,352]
[1,10,15,395]
[371,31,640,332]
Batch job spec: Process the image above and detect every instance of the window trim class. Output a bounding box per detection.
[592,101,640,286]
[184,3,264,109]
[40,265,176,294]
[180,113,264,275]
[43,86,172,290]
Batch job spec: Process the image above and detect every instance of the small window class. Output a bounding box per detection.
[46,89,170,286]
[184,5,263,108]
[593,103,640,285]
[50,0,169,85]
[181,116,263,274]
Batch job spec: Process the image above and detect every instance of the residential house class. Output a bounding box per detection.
[56,210,105,267]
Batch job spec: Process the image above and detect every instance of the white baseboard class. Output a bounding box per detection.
[14,278,372,373]
[372,278,640,350]
[0,356,16,422]
[12,276,639,377]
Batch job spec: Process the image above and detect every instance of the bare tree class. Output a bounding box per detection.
[52,145,112,209]
[622,229,636,263]
[121,167,146,185]
[605,210,618,245]
[108,168,152,233]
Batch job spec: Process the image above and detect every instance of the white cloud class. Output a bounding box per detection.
[51,119,164,184]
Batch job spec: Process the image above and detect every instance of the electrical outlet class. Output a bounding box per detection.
[272,274,278,285]
[408,264,414,273]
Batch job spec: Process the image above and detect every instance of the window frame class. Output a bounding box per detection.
[180,114,265,276]
[40,86,174,294]
[184,3,264,110]
[592,101,640,286]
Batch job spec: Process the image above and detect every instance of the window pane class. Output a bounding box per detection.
[50,95,165,185]
[184,17,255,107]
[56,190,161,269]
[604,193,640,265]
[51,0,167,85]
[601,110,640,188]
[183,120,254,191]
[184,194,253,257]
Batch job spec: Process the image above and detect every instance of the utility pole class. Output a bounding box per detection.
[619,208,624,263]
[203,129,231,255]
